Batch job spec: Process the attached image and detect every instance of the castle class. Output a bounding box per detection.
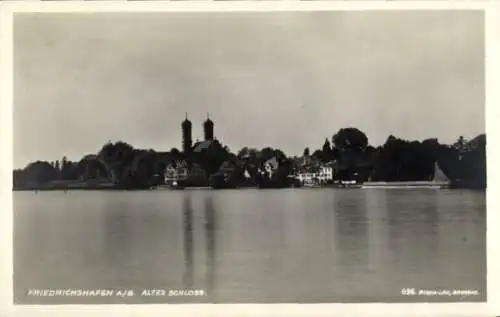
[181,113,215,154]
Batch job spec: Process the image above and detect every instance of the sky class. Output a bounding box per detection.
[13,11,484,168]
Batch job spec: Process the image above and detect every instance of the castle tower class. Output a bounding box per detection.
[204,113,214,141]
[182,113,192,154]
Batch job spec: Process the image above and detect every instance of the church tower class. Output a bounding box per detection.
[204,113,214,141]
[182,113,192,154]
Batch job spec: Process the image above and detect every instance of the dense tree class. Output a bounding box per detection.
[311,149,323,161]
[274,149,287,163]
[332,127,369,152]
[453,136,467,151]
[94,141,137,185]
[61,156,69,180]
[19,161,59,184]
[13,130,487,190]
[127,150,161,188]
[370,137,449,182]
[259,147,276,163]
[439,134,486,188]
[330,128,369,180]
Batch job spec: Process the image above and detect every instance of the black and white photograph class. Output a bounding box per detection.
[1,1,499,314]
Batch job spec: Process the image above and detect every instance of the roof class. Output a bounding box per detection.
[193,140,213,153]
[166,159,188,167]
[166,159,205,170]
[322,161,337,167]
[298,161,336,172]
[298,166,321,173]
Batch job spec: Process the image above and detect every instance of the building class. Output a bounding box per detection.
[164,160,188,182]
[296,161,336,185]
[193,140,214,153]
[204,113,214,141]
[319,161,335,182]
[169,112,221,184]
[177,113,220,185]
[164,159,207,186]
[296,163,319,184]
[181,114,193,154]
[182,113,216,154]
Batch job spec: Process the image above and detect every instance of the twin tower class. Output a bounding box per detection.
[181,113,214,153]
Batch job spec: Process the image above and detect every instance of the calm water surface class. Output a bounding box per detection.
[14,188,486,304]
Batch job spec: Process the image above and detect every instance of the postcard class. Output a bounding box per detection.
[1,1,499,317]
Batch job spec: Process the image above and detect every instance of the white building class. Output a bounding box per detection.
[164,160,206,184]
[319,165,334,182]
[297,162,335,185]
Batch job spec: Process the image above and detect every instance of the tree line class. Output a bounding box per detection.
[13,127,487,189]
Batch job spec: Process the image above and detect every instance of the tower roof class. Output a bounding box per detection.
[204,113,214,125]
[182,112,192,126]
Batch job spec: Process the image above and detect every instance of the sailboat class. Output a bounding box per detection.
[361,161,450,189]
[431,161,451,188]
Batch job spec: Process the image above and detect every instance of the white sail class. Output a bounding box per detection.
[433,161,450,182]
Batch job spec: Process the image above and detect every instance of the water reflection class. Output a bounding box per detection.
[103,198,131,283]
[386,189,439,288]
[334,191,369,272]
[182,193,194,288]
[364,188,388,277]
[387,189,439,253]
[13,189,486,304]
[204,193,216,300]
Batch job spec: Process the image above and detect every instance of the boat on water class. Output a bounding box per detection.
[337,180,362,189]
[302,183,322,188]
[361,162,451,189]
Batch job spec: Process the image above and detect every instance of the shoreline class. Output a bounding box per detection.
[12,182,485,191]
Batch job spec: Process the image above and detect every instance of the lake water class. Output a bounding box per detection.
[13,188,486,304]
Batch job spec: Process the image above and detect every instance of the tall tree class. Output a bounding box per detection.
[453,136,466,151]
[332,127,368,152]
[322,138,333,161]
[61,156,68,180]
[332,128,369,180]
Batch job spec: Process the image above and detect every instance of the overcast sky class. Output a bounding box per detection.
[14,11,484,168]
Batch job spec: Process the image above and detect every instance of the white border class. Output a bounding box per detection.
[1,1,499,317]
